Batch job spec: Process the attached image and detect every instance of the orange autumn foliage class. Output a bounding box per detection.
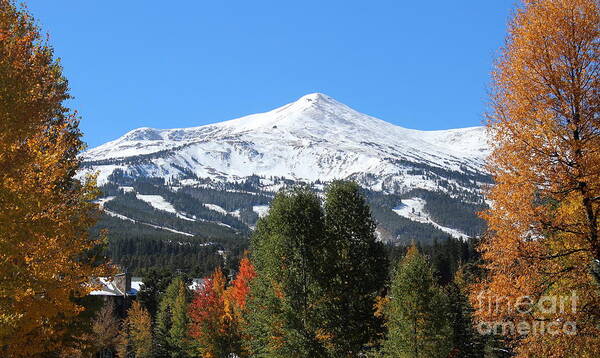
[0,1,112,356]
[189,268,228,345]
[471,0,600,356]
[188,255,256,358]
[227,255,257,310]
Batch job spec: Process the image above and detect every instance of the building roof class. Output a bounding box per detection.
[89,277,138,297]
[89,277,204,296]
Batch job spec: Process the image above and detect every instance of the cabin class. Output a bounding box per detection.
[89,272,140,316]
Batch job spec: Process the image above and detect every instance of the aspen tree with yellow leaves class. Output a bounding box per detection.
[0,0,112,356]
[471,0,600,356]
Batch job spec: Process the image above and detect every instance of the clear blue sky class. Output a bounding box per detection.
[26,1,516,148]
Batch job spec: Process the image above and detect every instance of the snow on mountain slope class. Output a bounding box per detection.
[102,203,195,237]
[95,196,115,208]
[81,93,490,195]
[253,205,270,218]
[136,194,177,213]
[393,198,467,239]
[129,193,235,228]
[203,204,229,215]
[135,194,196,221]
[95,195,195,236]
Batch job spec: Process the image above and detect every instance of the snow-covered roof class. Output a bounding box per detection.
[89,277,205,296]
[89,277,138,297]
[189,278,205,291]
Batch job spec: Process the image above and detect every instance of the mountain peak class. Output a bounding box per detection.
[83,94,489,177]
[298,92,331,103]
[288,92,341,113]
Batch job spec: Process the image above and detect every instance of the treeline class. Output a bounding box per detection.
[92,215,247,277]
[95,175,488,273]
[96,203,479,284]
[103,193,244,236]
[387,235,480,285]
[100,167,488,244]
[80,182,505,358]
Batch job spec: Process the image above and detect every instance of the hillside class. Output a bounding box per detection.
[82,93,491,272]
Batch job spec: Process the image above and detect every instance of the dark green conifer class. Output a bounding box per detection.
[244,187,328,357]
[155,277,191,358]
[382,244,452,358]
[446,268,485,358]
[321,181,388,355]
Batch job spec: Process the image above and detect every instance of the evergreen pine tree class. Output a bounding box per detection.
[155,277,191,358]
[170,285,191,357]
[382,245,452,358]
[446,268,485,358]
[137,268,177,319]
[243,187,329,357]
[321,181,388,355]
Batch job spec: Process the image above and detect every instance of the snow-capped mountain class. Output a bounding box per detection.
[82,93,489,194]
[84,93,491,243]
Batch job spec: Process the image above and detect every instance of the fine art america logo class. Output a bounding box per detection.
[476,291,578,336]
